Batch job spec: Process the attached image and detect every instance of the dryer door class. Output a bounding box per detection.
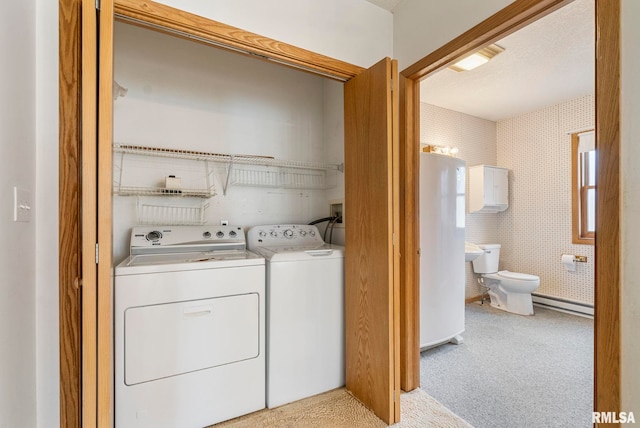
[124,293,259,385]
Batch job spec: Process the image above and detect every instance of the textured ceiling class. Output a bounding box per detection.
[420,0,594,122]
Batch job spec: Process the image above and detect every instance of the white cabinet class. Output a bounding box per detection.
[468,165,509,213]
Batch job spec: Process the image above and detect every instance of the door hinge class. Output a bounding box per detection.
[95,243,99,264]
[96,0,100,10]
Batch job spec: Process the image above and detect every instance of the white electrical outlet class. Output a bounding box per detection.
[13,187,32,223]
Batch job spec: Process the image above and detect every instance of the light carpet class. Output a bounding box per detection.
[421,302,593,428]
[211,387,473,427]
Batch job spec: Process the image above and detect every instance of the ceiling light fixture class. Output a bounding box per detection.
[449,44,504,72]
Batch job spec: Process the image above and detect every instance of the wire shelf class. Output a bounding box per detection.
[113,147,216,198]
[136,198,209,225]
[114,143,343,171]
[113,143,343,195]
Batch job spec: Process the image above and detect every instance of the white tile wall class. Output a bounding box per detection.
[497,94,595,304]
[420,103,498,297]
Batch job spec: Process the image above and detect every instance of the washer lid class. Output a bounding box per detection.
[253,244,344,261]
[115,250,264,275]
[498,270,538,281]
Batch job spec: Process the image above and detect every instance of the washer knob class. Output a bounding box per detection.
[216,231,225,238]
[145,230,162,241]
[309,230,316,237]
[283,229,294,238]
[229,230,237,237]
[299,230,307,237]
[259,231,267,237]
[203,231,211,239]
[270,231,278,237]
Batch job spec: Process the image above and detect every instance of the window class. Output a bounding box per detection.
[572,130,595,244]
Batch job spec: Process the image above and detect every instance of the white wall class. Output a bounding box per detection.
[621,0,640,415]
[420,103,498,298]
[393,0,515,70]
[0,2,37,427]
[112,22,346,262]
[497,95,595,305]
[35,0,60,425]
[154,0,393,69]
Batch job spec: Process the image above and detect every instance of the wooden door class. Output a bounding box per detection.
[79,0,115,426]
[344,57,400,424]
[96,0,115,426]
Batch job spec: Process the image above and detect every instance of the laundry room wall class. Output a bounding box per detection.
[112,22,345,262]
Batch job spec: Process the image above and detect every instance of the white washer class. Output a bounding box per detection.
[247,224,345,408]
[114,225,265,428]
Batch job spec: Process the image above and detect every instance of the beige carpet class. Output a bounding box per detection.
[211,388,473,428]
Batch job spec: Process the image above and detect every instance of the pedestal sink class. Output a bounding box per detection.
[465,242,484,262]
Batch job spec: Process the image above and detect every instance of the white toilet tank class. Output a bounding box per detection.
[472,244,501,273]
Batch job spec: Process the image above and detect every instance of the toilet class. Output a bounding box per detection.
[471,244,540,315]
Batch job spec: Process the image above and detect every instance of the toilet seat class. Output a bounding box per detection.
[497,270,538,281]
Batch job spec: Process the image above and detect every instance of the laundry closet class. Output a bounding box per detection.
[112,21,346,263]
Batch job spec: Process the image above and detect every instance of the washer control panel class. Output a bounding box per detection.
[247,224,324,248]
[130,225,246,255]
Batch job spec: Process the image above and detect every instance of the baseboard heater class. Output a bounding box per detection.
[532,293,594,318]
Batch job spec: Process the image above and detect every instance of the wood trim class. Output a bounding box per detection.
[398,74,420,392]
[391,59,401,422]
[594,0,621,419]
[113,0,365,81]
[465,295,484,304]
[97,1,115,426]
[59,0,83,426]
[571,132,595,245]
[80,0,99,425]
[401,0,572,80]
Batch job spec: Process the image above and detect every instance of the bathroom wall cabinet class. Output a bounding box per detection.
[468,165,509,213]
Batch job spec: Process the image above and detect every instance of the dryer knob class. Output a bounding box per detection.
[299,230,307,237]
[229,230,237,238]
[283,229,294,238]
[203,231,211,239]
[146,230,162,241]
[216,231,225,238]
[259,231,267,237]
[308,230,316,237]
[270,231,278,237]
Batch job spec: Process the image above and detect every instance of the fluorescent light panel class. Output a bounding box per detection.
[449,44,504,72]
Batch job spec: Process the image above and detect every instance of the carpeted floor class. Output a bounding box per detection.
[211,387,473,427]
[421,302,594,428]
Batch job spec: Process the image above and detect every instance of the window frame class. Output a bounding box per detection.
[571,130,595,245]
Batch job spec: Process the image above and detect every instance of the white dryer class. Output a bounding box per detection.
[247,224,344,408]
[114,225,265,428]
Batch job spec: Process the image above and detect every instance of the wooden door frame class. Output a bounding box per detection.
[398,0,621,417]
[59,0,83,426]
[59,0,402,425]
